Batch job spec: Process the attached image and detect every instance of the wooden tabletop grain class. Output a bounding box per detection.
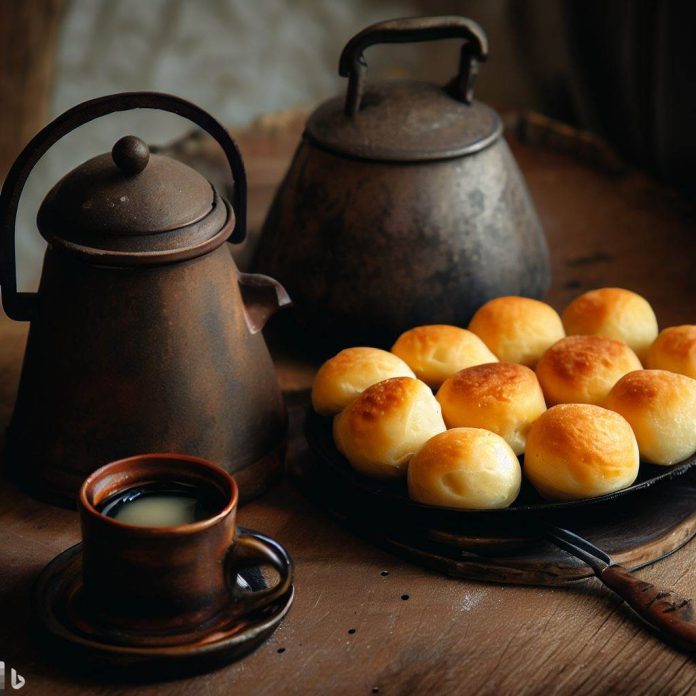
[1,113,695,694]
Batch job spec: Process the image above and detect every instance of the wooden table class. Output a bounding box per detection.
[1,113,696,694]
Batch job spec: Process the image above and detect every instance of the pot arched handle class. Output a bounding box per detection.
[0,91,247,322]
[339,16,488,116]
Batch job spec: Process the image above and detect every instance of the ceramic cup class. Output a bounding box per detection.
[76,453,293,641]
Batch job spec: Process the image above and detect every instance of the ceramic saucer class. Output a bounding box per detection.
[34,532,294,679]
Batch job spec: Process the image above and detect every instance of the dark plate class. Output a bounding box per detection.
[305,410,696,519]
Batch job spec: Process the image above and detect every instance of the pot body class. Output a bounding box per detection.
[5,243,286,506]
[255,137,550,350]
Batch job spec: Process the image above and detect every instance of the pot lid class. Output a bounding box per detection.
[37,135,233,262]
[304,16,500,162]
[305,80,502,162]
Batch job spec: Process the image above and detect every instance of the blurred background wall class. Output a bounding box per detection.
[0,0,692,290]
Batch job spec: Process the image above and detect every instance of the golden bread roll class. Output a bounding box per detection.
[407,428,521,509]
[333,377,445,479]
[468,296,565,367]
[312,347,415,416]
[605,369,696,465]
[525,404,639,500]
[391,324,498,389]
[561,287,658,363]
[436,363,546,455]
[646,325,696,379]
[536,335,642,405]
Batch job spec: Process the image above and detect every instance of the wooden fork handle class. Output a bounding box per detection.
[600,564,696,650]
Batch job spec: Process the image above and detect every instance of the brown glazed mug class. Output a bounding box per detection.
[75,454,293,645]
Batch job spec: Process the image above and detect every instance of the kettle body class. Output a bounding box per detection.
[254,16,550,351]
[6,245,287,505]
[0,93,290,506]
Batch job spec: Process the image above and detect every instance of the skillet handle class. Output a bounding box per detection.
[600,565,696,650]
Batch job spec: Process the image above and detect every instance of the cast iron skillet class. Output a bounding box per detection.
[305,410,696,651]
[306,411,696,519]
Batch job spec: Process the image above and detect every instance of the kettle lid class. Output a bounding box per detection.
[305,81,501,162]
[37,135,232,263]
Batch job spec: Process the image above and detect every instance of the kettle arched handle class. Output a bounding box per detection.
[339,16,488,116]
[0,92,247,322]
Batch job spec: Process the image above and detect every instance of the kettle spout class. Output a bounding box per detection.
[238,272,292,334]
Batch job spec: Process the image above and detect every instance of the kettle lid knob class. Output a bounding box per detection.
[112,135,150,176]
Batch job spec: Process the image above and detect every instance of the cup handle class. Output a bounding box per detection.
[226,530,294,615]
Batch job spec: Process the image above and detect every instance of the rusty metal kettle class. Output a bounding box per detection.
[0,92,290,507]
[254,16,550,351]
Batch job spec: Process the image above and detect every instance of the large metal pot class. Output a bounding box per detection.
[254,16,550,351]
